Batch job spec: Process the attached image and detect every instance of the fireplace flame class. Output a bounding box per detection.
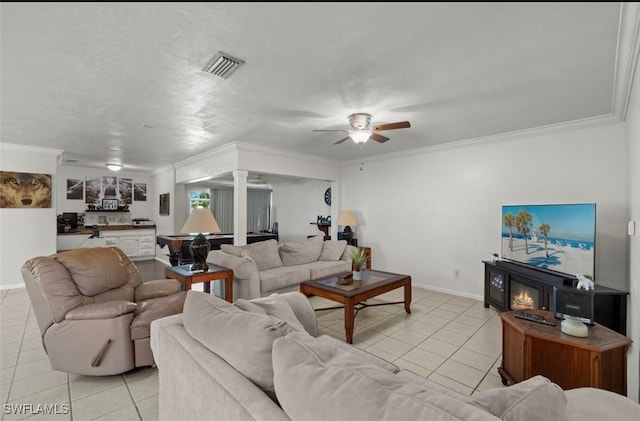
[512,291,534,310]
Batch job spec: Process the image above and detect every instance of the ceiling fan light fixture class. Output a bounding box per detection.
[106,163,123,172]
[350,130,372,144]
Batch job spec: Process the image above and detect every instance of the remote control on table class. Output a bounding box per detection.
[514,311,556,326]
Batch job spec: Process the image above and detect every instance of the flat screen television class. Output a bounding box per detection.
[501,203,596,279]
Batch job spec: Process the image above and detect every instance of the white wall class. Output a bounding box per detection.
[56,165,153,218]
[340,123,628,299]
[272,179,331,243]
[625,56,640,402]
[151,165,182,265]
[0,144,60,289]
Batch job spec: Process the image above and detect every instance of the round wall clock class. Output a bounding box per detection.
[324,188,331,206]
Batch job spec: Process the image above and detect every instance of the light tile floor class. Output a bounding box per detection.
[0,285,505,420]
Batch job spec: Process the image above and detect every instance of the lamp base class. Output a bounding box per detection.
[189,233,211,272]
[343,226,355,246]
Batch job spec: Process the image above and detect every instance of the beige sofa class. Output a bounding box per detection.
[208,235,355,300]
[151,291,640,421]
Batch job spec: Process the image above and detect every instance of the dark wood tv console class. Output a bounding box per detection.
[483,260,628,335]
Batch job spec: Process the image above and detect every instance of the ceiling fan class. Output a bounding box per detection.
[313,113,411,145]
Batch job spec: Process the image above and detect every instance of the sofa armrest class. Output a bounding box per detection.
[135,279,181,302]
[341,245,356,263]
[279,292,319,337]
[65,300,137,320]
[208,250,261,299]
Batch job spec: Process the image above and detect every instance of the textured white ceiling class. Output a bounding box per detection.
[0,2,623,172]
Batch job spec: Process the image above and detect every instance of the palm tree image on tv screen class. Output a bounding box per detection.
[501,204,596,279]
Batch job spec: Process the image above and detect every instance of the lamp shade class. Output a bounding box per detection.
[338,210,358,227]
[181,208,221,234]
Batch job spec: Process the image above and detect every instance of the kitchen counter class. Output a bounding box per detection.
[87,225,156,231]
[57,226,156,259]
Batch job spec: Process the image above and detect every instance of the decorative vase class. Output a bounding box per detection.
[353,270,362,281]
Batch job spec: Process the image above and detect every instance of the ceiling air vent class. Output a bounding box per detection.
[202,52,245,79]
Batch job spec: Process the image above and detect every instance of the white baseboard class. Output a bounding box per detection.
[0,283,26,291]
[412,281,483,302]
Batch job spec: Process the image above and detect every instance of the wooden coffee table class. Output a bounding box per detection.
[300,269,411,343]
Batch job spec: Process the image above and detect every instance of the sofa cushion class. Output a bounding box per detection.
[272,332,499,421]
[306,260,351,279]
[318,240,347,261]
[182,291,293,397]
[222,240,282,271]
[259,266,311,294]
[563,387,640,421]
[279,235,324,266]
[465,375,566,421]
[316,334,399,373]
[220,244,244,257]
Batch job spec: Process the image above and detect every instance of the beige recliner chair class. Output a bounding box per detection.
[21,246,187,376]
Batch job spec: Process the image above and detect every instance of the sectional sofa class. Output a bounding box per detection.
[151,290,640,421]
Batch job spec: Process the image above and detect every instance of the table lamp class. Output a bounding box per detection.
[338,210,358,245]
[181,208,221,271]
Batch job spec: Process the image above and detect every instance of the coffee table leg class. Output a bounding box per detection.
[404,282,412,314]
[345,300,355,344]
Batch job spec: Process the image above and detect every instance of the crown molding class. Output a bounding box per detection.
[612,2,640,120]
[0,143,62,156]
[151,164,177,177]
[172,142,238,170]
[342,114,622,166]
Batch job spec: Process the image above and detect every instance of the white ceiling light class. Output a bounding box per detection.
[350,129,372,144]
[106,163,123,171]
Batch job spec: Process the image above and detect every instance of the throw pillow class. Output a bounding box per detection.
[182,291,294,398]
[272,333,499,421]
[318,240,347,261]
[464,375,567,421]
[279,235,324,266]
[234,293,307,333]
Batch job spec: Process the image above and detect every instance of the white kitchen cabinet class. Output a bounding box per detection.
[138,235,156,257]
[119,237,139,257]
[100,229,155,260]
[103,236,120,248]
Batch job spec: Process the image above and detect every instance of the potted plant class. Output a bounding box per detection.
[351,247,369,280]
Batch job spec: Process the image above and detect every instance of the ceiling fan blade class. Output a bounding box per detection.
[370,133,390,143]
[312,129,348,132]
[373,121,411,131]
[333,136,351,145]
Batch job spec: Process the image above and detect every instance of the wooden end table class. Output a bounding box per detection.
[300,269,411,344]
[165,264,234,303]
[498,309,632,395]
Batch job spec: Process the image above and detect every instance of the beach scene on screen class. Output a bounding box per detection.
[501,204,596,278]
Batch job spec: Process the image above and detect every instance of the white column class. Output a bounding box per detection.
[331,180,340,240]
[233,170,248,246]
